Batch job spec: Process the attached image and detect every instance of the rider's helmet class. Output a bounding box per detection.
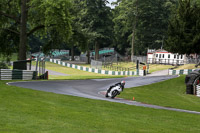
[121,81,125,86]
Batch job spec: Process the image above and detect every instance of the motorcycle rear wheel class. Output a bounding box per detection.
[105,91,109,97]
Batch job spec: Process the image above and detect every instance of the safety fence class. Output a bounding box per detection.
[48,59,145,76]
[168,69,194,75]
[0,69,37,80]
[147,58,184,65]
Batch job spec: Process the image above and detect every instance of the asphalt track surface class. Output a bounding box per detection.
[8,75,200,115]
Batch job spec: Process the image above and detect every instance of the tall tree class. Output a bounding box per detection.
[165,0,200,55]
[0,0,72,61]
[113,0,138,60]
[113,0,173,56]
[68,0,88,61]
[80,0,113,60]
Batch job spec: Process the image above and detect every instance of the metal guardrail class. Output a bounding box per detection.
[147,58,184,65]
[0,69,37,80]
[147,58,200,65]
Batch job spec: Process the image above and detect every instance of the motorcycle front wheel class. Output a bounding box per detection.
[111,90,118,99]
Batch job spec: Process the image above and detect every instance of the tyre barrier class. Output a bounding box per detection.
[0,69,37,80]
[169,69,194,75]
[196,85,200,97]
[185,69,200,96]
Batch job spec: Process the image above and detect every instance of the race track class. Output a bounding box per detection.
[8,75,200,114]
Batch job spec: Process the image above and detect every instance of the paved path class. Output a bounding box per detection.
[8,75,200,114]
[147,69,169,76]
[31,65,69,76]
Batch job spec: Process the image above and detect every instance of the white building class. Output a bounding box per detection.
[147,49,186,65]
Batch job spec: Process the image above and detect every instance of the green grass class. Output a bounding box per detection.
[75,62,173,73]
[0,53,18,61]
[1,80,200,132]
[79,62,200,73]
[119,75,200,112]
[44,62,125,79]
[147,64,173,73]
[175,64,200,70]
[75,62,137,71]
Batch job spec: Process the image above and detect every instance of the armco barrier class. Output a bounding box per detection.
[0,69,37,80]
[49,59,144,76]
[168,69,194,75]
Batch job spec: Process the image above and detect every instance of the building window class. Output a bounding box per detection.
[177,55,179,59]
[168,54,170,58]
[159,54,161,58]
[174,55,176,59]
[156,54,158,57]
[163,54,164,58]
[181,55,183,59]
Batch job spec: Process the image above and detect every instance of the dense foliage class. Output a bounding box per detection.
[113,0,176,56]
[0,0,199,62]
[0,62,8,69]
[79,0,113,60]
[0,0,72,60]
[165,0,200,55]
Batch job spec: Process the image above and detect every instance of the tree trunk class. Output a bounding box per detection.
[86,50,90,64]
[95,41,99,60]
[18,0,28,61]
[131,0,138,62]
[71,45,74,61]
[131,30,135,62]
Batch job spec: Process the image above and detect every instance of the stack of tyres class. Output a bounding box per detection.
[185,69,200,95]
[196,85,200,97]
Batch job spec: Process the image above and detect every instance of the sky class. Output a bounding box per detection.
[107,0,117,8]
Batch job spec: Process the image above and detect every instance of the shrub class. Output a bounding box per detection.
[0,62,9,69]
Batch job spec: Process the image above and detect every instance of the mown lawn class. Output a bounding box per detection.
[44,62,125,79]
[0,80,200,132]
[78,62,173,73]
[119,75,200,112]
[175,64,200,70]
[147,64,173,73]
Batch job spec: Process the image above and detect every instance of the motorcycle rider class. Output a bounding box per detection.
[107,80,125,94]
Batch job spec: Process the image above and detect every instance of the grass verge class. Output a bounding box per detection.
[45,62,125,79]
[78,62,173,73]
[119,75,200,112]
[147,64,172,73]
[175,64,200,70]
[0,80,200,132]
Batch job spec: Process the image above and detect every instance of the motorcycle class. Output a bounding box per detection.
[105,85,123,99]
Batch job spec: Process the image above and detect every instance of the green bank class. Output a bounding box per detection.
[0,79,200,132]
[119,75,200,112]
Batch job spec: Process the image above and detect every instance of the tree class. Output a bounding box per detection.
[0,0,72,61]
[0,24,19,61]
[113,0,174,57]
[67,0,88,61]
[165,0,200,55]
[113,0,138,60]
[80,0,113,60]
[136,0,173,53]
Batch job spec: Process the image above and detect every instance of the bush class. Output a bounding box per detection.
[0,62,9,69]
